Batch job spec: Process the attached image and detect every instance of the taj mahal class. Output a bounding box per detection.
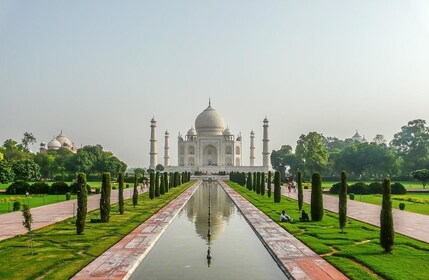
[149,100,271,173]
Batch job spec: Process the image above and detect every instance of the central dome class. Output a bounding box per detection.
[195,104,225,136]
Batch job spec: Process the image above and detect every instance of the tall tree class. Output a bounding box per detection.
[297,171,303,211]
[267,171,272,198]
[118,172,125,214]
[261,172,265,196]
[160,173,165,195]
[256,172,261,194]
[22,132,36,151]
[271,145,303,180]
[100,173,111,222]
[0,160,14,183]
[310,172,324,221]
[339,171,348,233]
[163,172,169,193]
[133,174,138,207]
[296,132,329,176]
[155,172,160,197]
[274,171,281,203]
[380,178,394,253]
[76,173,88,234]
[12,159,40,181]
[22,204,34,255]
[149,172,155,199]
[246,172,252,191]
[411,169,429,189]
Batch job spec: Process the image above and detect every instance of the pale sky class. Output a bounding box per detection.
[1,1,429,168]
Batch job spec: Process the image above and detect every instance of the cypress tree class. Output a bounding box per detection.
[274,171,281,203]
[253,172,257,192]
[267,171,272,198]
[132,173,138,207]
[246,172,252,191]
[118,172,124,214]
[174,172,180,187]
[22,204,34,255]
[164,172,169,193]
[256,172,261,194]
[149,172,155,200]
[310,172,323,221]
[160,173,165,195]
[100,172,111,223]
[155,172,160,197]
[339,171,348,233]
[297,171,303,211]
[169,172,173,189]
[76,173,88,234]
[380,178,394,253]
[261,172,265,196]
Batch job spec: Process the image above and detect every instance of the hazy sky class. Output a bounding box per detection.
[1,1,429,168]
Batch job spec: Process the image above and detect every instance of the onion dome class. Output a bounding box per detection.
[223,127,233,136]
[187,127,197,136]
[195,102,225,136]
[352,130,363,142]
[56,130,72,147]
[47,137,61,150]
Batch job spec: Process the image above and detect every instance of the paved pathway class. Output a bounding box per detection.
[72,181,202,280]
[221,181,347,280]
[0,187,145,242]
[282,188,429,244]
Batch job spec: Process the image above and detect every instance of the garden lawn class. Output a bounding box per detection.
[0,181,194,280]
[318,181,424,190]
[0,181,104,190]
[0,194,78,214]
[228,181,429,280]
[347,193,429,216]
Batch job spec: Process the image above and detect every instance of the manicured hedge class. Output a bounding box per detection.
[330,181,406,195]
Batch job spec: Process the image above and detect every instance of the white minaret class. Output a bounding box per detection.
[164,130,170,167]
[149,117,157,169]
[262,117,270,168]
[250,130,255,166]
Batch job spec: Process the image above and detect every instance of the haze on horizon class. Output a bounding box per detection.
[1,1,429,168]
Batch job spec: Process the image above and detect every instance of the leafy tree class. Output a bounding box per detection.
[296,132,328,176]
[76,173,88,234]
[118,172,125,214]
[156,164,165,171]
[100,172,111,222]
[271,145,303,180]
[372,134,387,146]
[297,171,303,211]
[134,168,145,176]
[0,160,14,183]
[380,178,394,253]
[310,172,323,221]
[133,174,138,207]
[34,153,56,179]
[22,204,34,255]
[390,119,429,174]
[339,171,348,233]
[274,171,281,203]
[22,132,36,151]
[2,139,30,162]
[411,169,429,189]
[12,159,41,181]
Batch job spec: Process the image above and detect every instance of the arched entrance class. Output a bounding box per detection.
[203,145,218,166]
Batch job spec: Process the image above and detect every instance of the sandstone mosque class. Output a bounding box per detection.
[149,100,271,173]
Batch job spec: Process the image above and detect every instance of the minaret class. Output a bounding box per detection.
[250,130,255,166]
[164,130,170,167]
[262,117,270,168]
[149,117,157,169]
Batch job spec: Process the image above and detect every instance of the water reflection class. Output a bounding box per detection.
[185,182,234,241]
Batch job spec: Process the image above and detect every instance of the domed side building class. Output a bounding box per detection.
[150,100,271,173]
[39,131,79,153]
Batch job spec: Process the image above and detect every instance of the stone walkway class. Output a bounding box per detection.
[0,187,144,241]
[72,181,202,280]
[220,181,347,280]
[282,188,429,244]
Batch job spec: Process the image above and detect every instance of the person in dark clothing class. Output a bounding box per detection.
[299,210,310,222]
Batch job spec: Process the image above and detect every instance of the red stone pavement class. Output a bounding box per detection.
[282,188,429,244]
[0,187,145,241]
[220,181,347,280]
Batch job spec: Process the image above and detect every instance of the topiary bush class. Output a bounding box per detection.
[348,182,368,194]
[349,193,355,200]
[380,178,394,253]
[95,187,100,194]
[6,181,30,194]
[100,173,111,223]
[30,181,50,194]
[51,181,70,194]
[329,182,341,194]
[399,203,405,210]
[310,172,324,221]
[391,183,406,194]
[13,201,21,211]
[76,173,88,235]
[368,182,383,194]
[65,192,71,200]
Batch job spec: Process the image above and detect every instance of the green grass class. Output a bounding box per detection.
[0,181,194,280]
[346,193,429,216]
[0,181,104,190]
[228,181,429,280]
[0,194,78,214]
[316,181,425,190]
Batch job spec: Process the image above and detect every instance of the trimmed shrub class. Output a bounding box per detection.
[100,173,111,223]
[380,178,394,253]
[304,186,309,189]
[155,172,160,197]
[261,172,265,196]
[348,182,368,195]
[253,172,256,192]
[310,172,324,221]
[297,171,303,211]
[13,201,21,211]
[149,172,155,199]
[6,181,30,194]
[267,171,272,198]
[329,182,341,194]
[76,173,88,234]
[65,192,71,200]
[256,172,261,194]
[118,172,124,214]
[95,187,100,194]
[368,182,383,194]
[133,174,138,207]
[349,193,355,200]
[399,203,405,210]
[246,172,252,191]
[164,172,169,193]
[274,171,281,203]
[160,173,165,195]
[51,181,70,194]
[339,171,348,233]
[391,183,406,194]
[30,182,50,194]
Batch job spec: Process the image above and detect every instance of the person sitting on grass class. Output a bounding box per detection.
[299,210,310,222]
[280,210,291,222]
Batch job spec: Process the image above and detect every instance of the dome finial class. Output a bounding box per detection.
[209,98,211,107]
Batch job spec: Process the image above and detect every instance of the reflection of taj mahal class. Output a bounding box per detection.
[150,100,271,173]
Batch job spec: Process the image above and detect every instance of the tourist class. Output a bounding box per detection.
[292,179,297,192]
[280,210,291,222]
[299,210,310,222]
